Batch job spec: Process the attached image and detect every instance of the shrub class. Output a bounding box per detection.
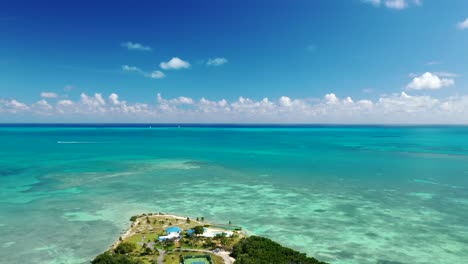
[231,236,327,264]
[114,242,136,254]
[193,225,204,235]
[91,252,143,264]
[144,247,153,255]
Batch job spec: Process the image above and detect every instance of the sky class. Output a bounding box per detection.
[1,0,468,123]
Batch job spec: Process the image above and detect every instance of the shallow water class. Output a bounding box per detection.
[1,125,467,264]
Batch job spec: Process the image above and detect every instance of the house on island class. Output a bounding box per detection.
[158,226,182,241]
[187,227,233,238]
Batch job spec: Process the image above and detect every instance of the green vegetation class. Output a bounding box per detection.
[91,252,143,264]
[114,242,137,254]
[192,225,204,235]
[93,213,325,264]
[231,236,327,264]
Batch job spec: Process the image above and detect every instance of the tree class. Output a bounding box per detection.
[144,247,153,255]
[196,217,199,221]
[201,217,205,222]
[114,242,136,254]
[193,225,204,235]
[91,252,143,264]
[162,239,175,251]
[186,217,191,223]
[231,236,327,264]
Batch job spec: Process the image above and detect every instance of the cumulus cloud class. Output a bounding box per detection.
[40,92,58,98]
[122,65,165,79]
[406,72,455,90]
[57,100,73,106]
[109,93,120,105]
[122,65,143,73]
[0,99,29,113]
[160,57,191,70]
[4,92,468,123]
[385,0,407,9]
[147,71,165,79]
[206,58,228,66]
[121,41,152,51]
[80,93,106,112]
[363,0,421,9]
[457,18,468,30]
[325,93,339,104]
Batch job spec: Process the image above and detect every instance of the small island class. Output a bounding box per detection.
[92,213,327,264]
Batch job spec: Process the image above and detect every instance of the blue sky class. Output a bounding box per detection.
[1,0,468,123]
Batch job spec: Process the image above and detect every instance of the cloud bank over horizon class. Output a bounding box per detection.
[2,91,468,124]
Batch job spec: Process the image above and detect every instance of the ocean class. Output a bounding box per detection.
[0,125,467,264]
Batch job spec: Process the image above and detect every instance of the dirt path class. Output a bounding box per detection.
[157,249,165,264]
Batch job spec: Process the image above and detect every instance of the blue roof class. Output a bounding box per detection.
[166,226,182,233]
[187,229,195,235]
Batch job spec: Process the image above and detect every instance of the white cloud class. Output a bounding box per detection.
[109,93,120,105]
[148,71,165,79]
[0,99,29,113]
[364,0,381,6]
[80,93,106,112]
[57,100,73,106]
[9,100,29,111]
[279,96,293,107]
[385,0,407,9]
[425,61,440,66]
[121,41,152,51]
[406,72,455,90]
[40,92,58,98]
[122,66,165,80]
[434,72,458,78]
[325,93,339,104]
[6,91,468,124]
[33,99,52,109]
[206,58,228,66]
[122,65,142,72]
[364,0,421,9]
[457,18,468,30]
[172,96,193,105]
[160,57,191,70]
[31,99,53,114]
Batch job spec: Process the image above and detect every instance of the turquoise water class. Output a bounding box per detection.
[1,125,468,264]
